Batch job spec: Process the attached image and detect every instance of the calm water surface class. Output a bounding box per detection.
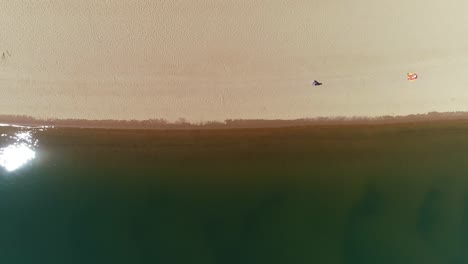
[1,122,468,264]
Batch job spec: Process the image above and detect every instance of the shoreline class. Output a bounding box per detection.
[2,112,468,130]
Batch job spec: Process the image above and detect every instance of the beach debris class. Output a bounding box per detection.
[407,72,418,81]
[312,80,323,86]
[1,50,11,63]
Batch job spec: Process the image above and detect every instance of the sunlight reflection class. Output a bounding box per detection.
[0,130,38,172]
[0,143,36,172]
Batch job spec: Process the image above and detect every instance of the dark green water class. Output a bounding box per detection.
[2,121,468,263]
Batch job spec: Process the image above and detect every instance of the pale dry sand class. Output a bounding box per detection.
[1,1,468,122]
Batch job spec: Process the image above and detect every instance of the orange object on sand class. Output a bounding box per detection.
[407,73,418,81]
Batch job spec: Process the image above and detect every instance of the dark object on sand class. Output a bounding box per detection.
[312,80,322,86]
[1,50,11,62]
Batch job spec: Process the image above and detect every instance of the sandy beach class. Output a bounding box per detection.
[1,1,468,122]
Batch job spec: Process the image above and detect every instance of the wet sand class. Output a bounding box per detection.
[3,112,468,130]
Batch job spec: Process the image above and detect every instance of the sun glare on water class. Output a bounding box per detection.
[0,131,38,172]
